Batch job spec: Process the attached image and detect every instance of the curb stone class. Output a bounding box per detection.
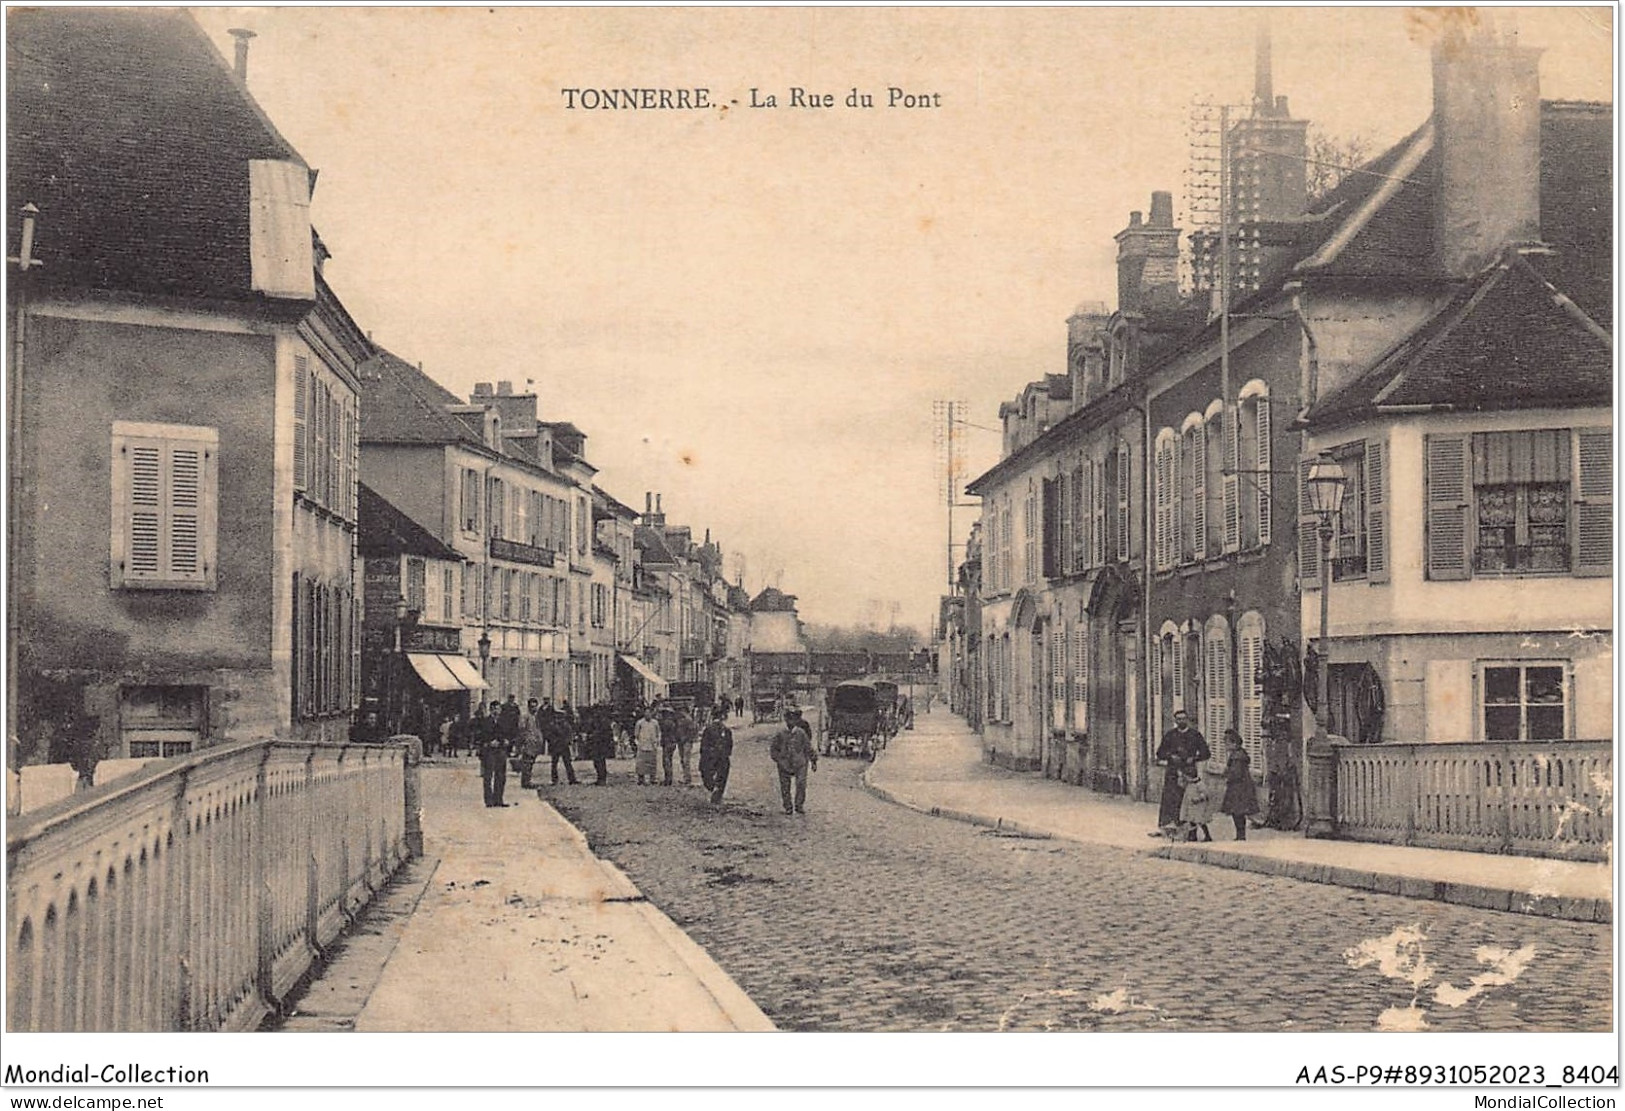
[865,762,1609,925]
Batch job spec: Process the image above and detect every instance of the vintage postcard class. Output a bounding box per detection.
[2,3,1616,1100]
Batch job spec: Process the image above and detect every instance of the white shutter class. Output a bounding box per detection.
[1170,630,1185,713]
[112,424,218,590]
[1051,629,1067,729]
[1116,443,1131,562]
[1255,398,1272,547]
[293,355,308,493]
[1172,436,1185,565]
[1072,625,1089,732]
[1192,426,1207,561]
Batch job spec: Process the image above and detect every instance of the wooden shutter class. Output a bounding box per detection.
[1092,459,1107,567]
[1041,478,1058,580]
[1574,428,1612,576]
[1365,438,1389,582]
[1425,434,1471,581]
[1170,630,1185,713]
[1072,625,1089,732]
[1051,628,1066,729]
[1058,472,1073,577]
[1298,458,1320,590]
[112,424,217,590]
[1154,443,1170,570]
[293,355,308,493]
[1192,427,1207,561]
[1255,399,1272,547]
[1116,443,1131,562]
[1238,621,1265,771]
[1224,410,1241,552]
[1070,465,1086,571]
[1171,436,1185,565]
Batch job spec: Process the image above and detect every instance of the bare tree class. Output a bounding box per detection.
[1306,127,1374,202]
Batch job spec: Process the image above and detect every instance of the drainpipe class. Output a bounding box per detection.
[1288,283,1321,413]
[7,204,40,791]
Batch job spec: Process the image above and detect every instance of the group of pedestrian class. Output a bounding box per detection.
[464,694,622,808]
[1153,710,1258,841]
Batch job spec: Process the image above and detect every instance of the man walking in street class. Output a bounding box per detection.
[674,705,700,786]
[517,698,545,789]
[657,702,679,786]
[546,699,581,785]
[475,701,510,807]
[770,711,817,815]
[584,703,614,785]
[699,711,735,806]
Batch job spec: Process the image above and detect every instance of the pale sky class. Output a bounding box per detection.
[192,5,1613,629]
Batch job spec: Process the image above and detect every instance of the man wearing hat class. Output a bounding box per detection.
[769,710,818,815]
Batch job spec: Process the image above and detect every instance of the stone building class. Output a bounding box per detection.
[8,8,372,774]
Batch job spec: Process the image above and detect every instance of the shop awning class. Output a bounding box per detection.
[618,654,669,689]
[441,655,490,691]
[406,653,464,692]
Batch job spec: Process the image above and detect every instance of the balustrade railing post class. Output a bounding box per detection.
[394,734,424,859]
[173,763,194,1031]
[303,746,320,958]
[1499,744,1514,854]
[254,742,275,1012]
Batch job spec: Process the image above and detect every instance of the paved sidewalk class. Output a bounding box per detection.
[865,707,1612,924]
[283,761,774,1032]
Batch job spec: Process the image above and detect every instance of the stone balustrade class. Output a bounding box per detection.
[1333,739,1612,861]
[6,739,413,1032]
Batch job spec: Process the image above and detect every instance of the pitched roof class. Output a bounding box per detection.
[1303,250,1612,427]
[750,586,798,613]
[357,348,480,445]
[634,526,676,565]
[357,483,464,561]
[8,8,308,304]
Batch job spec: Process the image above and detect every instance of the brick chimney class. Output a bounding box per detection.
[1432,21,1544,276]
[1115,192,1181,315]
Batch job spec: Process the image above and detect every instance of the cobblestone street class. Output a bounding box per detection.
[548,722,1613,1033]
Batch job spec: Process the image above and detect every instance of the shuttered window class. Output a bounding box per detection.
[1116,442,1131,562]
[1071,625,1089,732]
[293,355,308,493]
[1425,434,1471,580]
[1203,619,1230,772]
[1191,421,1208,561]
[1255,395,1272,547]
[111,423,218,591]
[1051,628,1067,730]
[1365,439,1389,582]
[1299,457,1321,589]
[1237,612,1266,775]
[1574,428,1612,576]
[1154,435,1174,570]
[1057,471,1073,577]
[1070,464,1087,572]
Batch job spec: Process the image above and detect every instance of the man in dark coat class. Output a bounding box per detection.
[657,703,679,786]
[699,713,735,805]
[674,707,700,786]
[497,695,522,748]
[474,702,509,807]
[546,700,580,785]
[584,704,615,785]
[1153,710,1210,832]
[517,698,545,789]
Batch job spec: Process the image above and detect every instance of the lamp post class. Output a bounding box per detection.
[1302,452,1347,837]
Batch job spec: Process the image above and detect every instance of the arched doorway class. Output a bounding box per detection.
[1085,566,1140,795]
[1011,589,1047,771]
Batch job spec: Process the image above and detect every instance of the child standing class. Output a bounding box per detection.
[1220,728,1260,840]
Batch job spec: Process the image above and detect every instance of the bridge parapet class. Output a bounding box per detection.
[6,739,413,1032]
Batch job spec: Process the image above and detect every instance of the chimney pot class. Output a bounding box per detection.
[646,492,652,514]
[1275,95,1289,115]
[496,380,513,396]
[1150,191,1173,227]
[473,382,493,397]
[1129,211,1143,226]
[228,28,255,81]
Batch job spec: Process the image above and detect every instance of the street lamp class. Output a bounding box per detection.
[1303,452,1347,837]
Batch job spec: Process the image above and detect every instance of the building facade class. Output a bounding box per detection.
[9,8,372,774]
